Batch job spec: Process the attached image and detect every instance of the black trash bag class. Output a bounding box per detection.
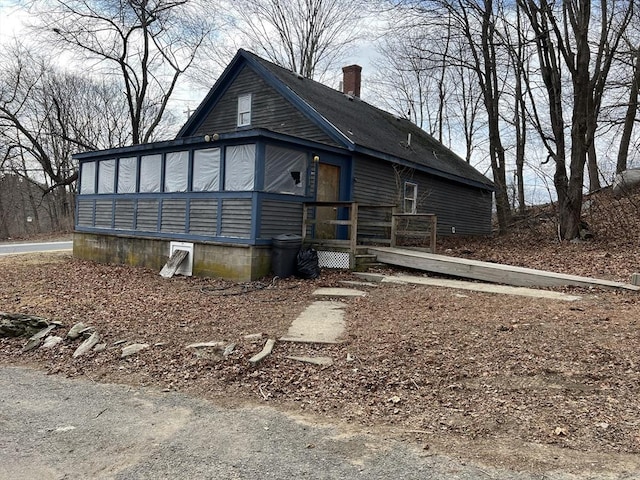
[296,248,320,279]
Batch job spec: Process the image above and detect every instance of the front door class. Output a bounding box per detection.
[316,163,340,239]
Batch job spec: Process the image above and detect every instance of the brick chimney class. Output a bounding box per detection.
[342,65,362,97]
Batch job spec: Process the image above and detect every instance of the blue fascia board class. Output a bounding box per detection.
[74,128,350,164]
[353,145,495,192]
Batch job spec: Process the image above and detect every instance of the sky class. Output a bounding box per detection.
[0,1,564,206]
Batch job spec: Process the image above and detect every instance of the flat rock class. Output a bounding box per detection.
[243,333,264,341]
[42,336,63,349]
[285,356,333,366]
[185,341,226,349]
[121,343,149,358]
[312,288,366,297]
[93,343,107,353]
[73,332,101,358]
[281,301,345,344]
[249,339,276,364]
[339,280,379,288]
[1,313,51,338]
[185,341,229,360]
[22,325,58,352]
[67,322,88,340]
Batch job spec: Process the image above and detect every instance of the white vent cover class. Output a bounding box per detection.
[317,250,350,269]
[169,241,194,276]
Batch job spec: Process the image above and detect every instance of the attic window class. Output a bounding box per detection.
[237,93,252,127]
[403,182,417,214]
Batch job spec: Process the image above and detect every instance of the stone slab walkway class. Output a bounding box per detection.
[280,301,346,344]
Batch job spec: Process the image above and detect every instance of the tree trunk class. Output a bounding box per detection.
[616,48,640,174]
[587,141,601,192]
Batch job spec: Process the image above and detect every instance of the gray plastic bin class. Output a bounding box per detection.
[272,234,302,278]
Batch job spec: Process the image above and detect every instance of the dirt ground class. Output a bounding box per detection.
[1,232,640,477]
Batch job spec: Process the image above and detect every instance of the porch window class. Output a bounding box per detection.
[237,93,252,127]
[264,145,307,195]
[80,161,96,194]
[117,157,137,193]
[97,159,115,194]
[225,144,255,191]
[404,181,417,214]
[193,148,221,191]
[164,151,189,192]
[139,154,162,192]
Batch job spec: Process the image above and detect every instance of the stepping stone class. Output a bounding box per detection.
[312,288,366,297]
[286,356,333,366]
[281,301,345,344]
[121,343,149,358]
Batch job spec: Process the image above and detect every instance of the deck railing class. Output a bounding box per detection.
[301,202,437,264]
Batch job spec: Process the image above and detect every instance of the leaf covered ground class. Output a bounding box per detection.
[2,191,640,476]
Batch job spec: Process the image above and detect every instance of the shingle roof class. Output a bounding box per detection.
[242,50,493,189]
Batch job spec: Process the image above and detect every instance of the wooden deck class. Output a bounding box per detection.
[368,247,640,291]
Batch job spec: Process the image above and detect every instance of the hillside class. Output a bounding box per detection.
[439,189,640,283]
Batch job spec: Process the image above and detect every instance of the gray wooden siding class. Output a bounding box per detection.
[189,199,218,235]
[136,199,159,231]
[94,200,113,228]
[220,199,252,238]
[161,199,187,233]
[259,200,303,238]
[352,156,492,236]
[114,200,135,230]
[77,199,94,227]
[194,66,339,147]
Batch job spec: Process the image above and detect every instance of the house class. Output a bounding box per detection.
[73,49,494,281]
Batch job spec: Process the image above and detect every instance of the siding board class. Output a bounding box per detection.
[352,155,492,236]
[260,200,303,238]
[136,199,159,231]
[94,199,113,228]
[77,199,94,227]
[221,199,252,238]
[114,200,135,230]
[194,66,339,147]
[161,199,187,233]
[189,199,218,235]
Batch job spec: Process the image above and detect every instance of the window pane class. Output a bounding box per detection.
[165,151,189,192]
[139,154,162,192]
[80,161,96,194]
[404,182,417,213]
[225,145,255,191]
[237,94,252,126]
[117,157,137,193]
[264,145,307,195]
[193,148,220,191]
[98,159,115,194]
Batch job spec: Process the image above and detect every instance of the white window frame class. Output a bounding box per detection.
[237,93,252,127]
[403,181,418,214]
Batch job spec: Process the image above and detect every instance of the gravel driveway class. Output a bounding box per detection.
[0,366,591,480]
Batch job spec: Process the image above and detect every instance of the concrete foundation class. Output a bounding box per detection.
[73,232,272,282]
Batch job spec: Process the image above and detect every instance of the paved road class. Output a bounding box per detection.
[0,241,72,256]
[0,366,567,480]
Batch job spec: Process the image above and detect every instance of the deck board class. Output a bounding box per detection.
[367,247,640,291]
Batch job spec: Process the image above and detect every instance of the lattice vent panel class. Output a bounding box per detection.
[317,251,350,269]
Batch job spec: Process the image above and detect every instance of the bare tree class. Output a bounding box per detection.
[616,34,640,173]
[226,0,369,79]
[32,0,214,144]
[519,0,633,239]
